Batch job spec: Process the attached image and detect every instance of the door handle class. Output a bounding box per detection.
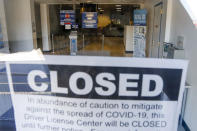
[152,41,155,46]
[155,25,159,28]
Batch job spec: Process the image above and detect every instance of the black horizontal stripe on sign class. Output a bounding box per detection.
[9,64,182,101]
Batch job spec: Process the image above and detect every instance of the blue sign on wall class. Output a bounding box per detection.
[60,10,75,26]
[82,12,97,28]
[133,9,147,26]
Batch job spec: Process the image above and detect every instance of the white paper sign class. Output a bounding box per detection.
[6,55,188,131]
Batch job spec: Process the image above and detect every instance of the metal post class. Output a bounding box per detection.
[52,34,55,54]
[64,36,66,49]
[102,34,104,50]
[73,0,76,10]
[83,34,85,49]
[158,42,160,58]
[161,42,164,58]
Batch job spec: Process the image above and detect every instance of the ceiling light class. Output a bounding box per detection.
[115,5,121,7]
[116,8,122,10]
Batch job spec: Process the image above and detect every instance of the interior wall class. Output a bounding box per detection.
[4,0,34,53]
[30,0,38,49]
[40,3,52,51]
[167,0,197,130]
[0,0,9,53]
[35,2,42,39]
[144,0,167,57]
[47,4,134,37]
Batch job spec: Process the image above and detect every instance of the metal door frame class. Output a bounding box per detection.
[151,2,163,58]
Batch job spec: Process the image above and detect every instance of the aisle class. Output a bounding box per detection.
[82,37,127,57]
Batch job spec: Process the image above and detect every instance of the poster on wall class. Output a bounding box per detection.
[133,26,147,57]
[0,20,4,49]
[82,12,97,28]
[60,10,75,29]
[133,9,147,26]
[6,56,188,131]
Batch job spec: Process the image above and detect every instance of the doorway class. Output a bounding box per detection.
[35,2,140,57]
[151,2,163,58]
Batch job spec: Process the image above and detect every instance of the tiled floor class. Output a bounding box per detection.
[83,36,126,56]
[42,36,132,57]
